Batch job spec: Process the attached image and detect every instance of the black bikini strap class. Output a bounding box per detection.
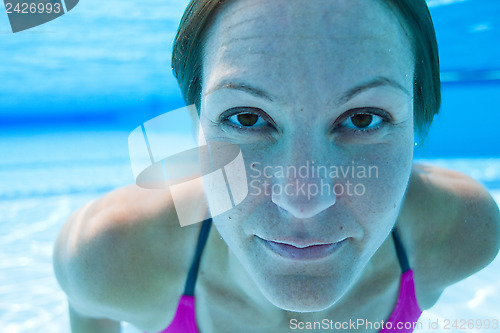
[183,218,213,296]
[392,228,410,273]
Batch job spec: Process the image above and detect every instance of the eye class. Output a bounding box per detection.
[344,114,382,129]
[339,109,388,132]
[224,109,271,129]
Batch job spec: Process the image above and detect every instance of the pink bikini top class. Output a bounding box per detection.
[150,219,422,333]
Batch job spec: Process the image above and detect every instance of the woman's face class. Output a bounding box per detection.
[199,0,415,312]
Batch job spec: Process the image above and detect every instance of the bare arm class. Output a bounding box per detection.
[69,305,121,333]
[53,183,205,332]
[401,164,500,309]
[53,195,125,332]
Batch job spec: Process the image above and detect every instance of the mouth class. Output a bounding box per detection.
[257,237,348,261]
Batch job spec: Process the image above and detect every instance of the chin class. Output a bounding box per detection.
[256,274,350,313]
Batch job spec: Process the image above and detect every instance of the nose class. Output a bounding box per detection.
[271,161,337,219]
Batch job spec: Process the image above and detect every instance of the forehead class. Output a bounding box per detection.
[202,0,414,103]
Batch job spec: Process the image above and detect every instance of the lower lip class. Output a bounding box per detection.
[261,238,346,261]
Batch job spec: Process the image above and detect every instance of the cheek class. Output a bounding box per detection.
[343,132,414,228]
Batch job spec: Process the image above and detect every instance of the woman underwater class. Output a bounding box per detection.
[53,0,500,332]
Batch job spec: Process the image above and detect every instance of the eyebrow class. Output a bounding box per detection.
[336,76,411,106]
[204,75,410,105]
[205,80,275,101]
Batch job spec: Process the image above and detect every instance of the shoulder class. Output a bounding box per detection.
[53,183,203,329]
[397,163,500,308]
